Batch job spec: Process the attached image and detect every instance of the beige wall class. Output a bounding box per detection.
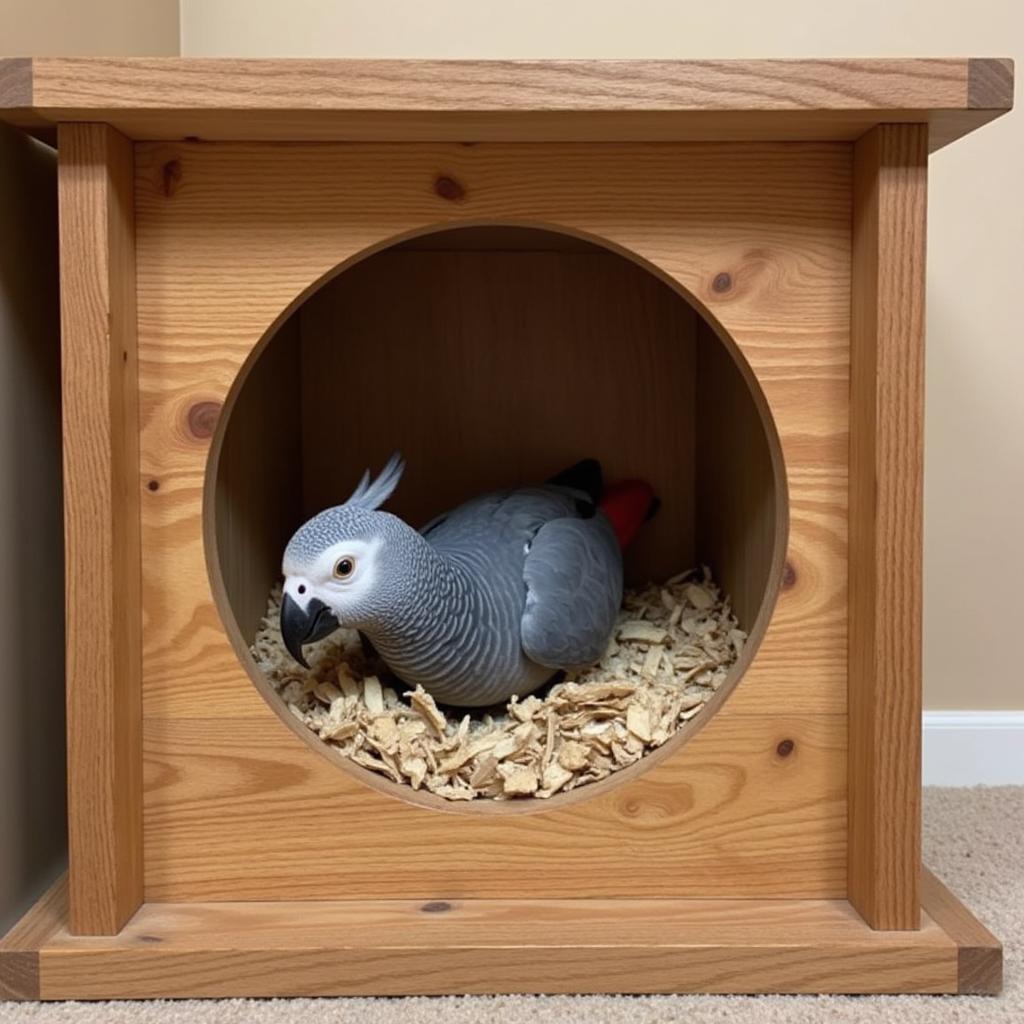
[3,0,179,55]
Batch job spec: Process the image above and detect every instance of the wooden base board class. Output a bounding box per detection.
[0,868,1000,1000]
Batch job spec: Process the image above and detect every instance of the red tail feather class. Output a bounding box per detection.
[599,480,658,549]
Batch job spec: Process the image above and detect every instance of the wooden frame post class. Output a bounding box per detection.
[58,123,143,934]
[848,123,928,931]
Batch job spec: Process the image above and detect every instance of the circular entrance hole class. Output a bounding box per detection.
[207,225,787,811]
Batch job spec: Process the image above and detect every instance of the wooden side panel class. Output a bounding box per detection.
[58,124,142,934]
[135,141,851,900]
[848,124,928,930]
[695,319,781,630]
[213,316,302,642]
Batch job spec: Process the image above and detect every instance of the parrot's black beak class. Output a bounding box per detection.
[280,592,340,669]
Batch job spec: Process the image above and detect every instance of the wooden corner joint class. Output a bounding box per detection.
[0,950,40,1001]
[921,866,1002,995]
[967,57,1015,110]
[0,57,33,109]
[958,943,1003,996]
[0,875,67,1001]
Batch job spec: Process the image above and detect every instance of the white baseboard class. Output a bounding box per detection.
[923,711,1024,785]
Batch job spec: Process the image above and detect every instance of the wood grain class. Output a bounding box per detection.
[0,58,1012,149]
[921,867,1002,994]
[142,713,845,901]
[31,885,956,998]
[848,124,928,931]
[133,140,851,899]
[58,124,143,936]
[14,57,994,111]
[36,908,955,998]
[10,867,1001,997]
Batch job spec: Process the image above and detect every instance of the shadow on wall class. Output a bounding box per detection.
[0,123,66,933]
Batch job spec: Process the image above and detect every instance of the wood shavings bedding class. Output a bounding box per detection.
[251,567,745,802]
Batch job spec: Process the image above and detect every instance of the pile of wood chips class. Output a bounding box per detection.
[251,567,745,802]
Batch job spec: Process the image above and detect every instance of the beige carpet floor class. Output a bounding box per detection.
[2,785,1020,1024]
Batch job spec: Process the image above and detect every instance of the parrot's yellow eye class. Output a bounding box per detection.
[333,556,356,580]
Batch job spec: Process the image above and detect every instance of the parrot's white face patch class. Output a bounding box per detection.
[282,537,383,619]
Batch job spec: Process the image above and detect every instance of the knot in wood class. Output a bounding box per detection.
[781,561,798,590]
[161,159,183,198]
[421,900,452,914]
[187,400,221,440]
[434,175,466,202]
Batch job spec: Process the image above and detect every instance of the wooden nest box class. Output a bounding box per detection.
[0,56,1013,1000]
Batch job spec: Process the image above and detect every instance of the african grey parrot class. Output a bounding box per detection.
[279,455,657,708]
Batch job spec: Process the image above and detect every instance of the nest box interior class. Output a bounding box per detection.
[209,225,786,740]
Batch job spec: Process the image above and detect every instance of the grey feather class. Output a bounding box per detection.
[344,468,371,504]
[520,513,622,669]
[346,452,404,510]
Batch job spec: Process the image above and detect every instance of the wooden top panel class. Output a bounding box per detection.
[0,57,1013,150]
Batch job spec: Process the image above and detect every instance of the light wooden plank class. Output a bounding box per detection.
[15,870,1002,998]
[13,57,995,112]
[921,867,1002,994]
[142,713,846,901]
[0,58,1013,149]
[848,124,928,931]
[34,889,956,998]
[58,123,143,935]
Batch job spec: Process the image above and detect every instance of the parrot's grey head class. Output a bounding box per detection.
[279,453,411,667]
